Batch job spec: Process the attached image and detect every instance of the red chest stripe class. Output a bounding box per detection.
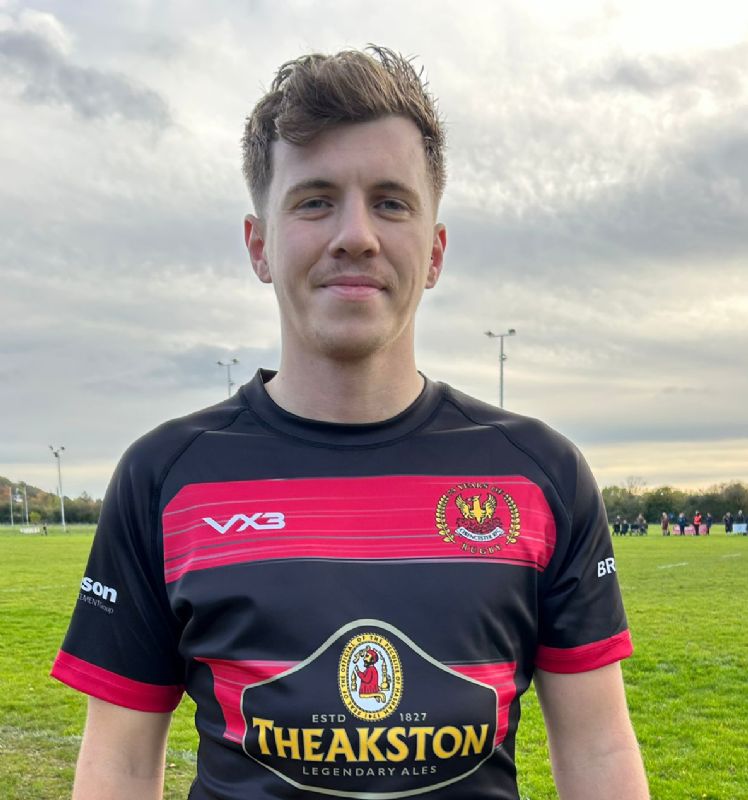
[162,476,556,583]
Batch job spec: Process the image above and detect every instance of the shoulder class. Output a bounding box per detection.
[435,382,600,519]
[116,392,248,486]
[439,383,585,472]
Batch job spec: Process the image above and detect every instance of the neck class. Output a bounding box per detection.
[265,351,424,423]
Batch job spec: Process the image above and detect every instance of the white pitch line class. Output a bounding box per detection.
[657,562,688,570]
[721,553,742,559]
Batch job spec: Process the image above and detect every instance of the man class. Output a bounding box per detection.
[678,511,687,535]
[354,648,383,698]
[52,47,648,800]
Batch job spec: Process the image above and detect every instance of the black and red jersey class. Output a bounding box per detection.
[52,370,632,800]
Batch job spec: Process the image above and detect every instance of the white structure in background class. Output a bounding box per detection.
[14,483,41,534]
[20,483,29,524]
[484,328,517,409]
[49,445,67,531]
[8,485,15,526]
[217,358,240,398]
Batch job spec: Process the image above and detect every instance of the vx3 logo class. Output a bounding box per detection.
[202,513,286,534]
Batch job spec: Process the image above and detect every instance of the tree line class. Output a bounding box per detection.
[601,478,748,523]
[0,476,102,525]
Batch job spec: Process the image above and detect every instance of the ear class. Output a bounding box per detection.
[244,214,272,283]
[425,224,447,289]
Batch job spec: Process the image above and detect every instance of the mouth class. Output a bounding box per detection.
[320,274,385,289]
[319,274,386,298]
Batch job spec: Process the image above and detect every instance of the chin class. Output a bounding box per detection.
[313,328,394,362]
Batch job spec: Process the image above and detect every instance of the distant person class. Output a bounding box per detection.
[677,512,687,535]
[738,510,746,535]
[613,515,622,535]
[636,513,647,536]
[622,519,630,535]
[724,511,734,534]
[692,510,702,536]
[660,512,670,536]
[42,523,48,536]
[705,512,713,535]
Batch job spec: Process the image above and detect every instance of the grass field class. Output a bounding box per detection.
[0,524,746,799]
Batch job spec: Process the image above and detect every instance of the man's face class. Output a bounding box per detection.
[245,116,446,364]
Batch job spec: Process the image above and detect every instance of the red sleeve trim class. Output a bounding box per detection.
[535,629,633,674]
[50,650,184,713]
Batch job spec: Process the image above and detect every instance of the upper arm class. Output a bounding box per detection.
[534,664,648,800]
[73,697,172,800]
[535,662,634,748]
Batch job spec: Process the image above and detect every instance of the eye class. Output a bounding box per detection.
[377,198,409,213]
[297,197,332,211]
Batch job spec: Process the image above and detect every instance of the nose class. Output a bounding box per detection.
[327,195,380,259]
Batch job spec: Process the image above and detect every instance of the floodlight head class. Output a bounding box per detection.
[508,328,516,336]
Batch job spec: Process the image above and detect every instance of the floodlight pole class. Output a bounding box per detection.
[49,446,66,531]
[484,328,517,409]
[9,486,13,526]
[22,483,29,524]
[217,358,239,398]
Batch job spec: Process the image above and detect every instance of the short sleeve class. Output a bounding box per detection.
[51,447,185,711]
[535,448,633,673]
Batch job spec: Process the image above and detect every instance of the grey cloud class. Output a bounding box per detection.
[594,56,698,95]
[78,345,275,395]
[571,42,748,98]
[660,386,701,396]
[567,416,748,446]
[0,28,171,126]
[448,112,748,281]
[579,124,748,265]
[0,190,246,283]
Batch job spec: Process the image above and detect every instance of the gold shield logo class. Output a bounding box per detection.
[436,482,520,552]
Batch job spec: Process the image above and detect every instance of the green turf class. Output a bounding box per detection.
[0,525,746,798]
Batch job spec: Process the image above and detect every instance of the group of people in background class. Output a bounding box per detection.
[662,511,713,536]
[612,514,650,535]
[612,510,747,535]
[723,510,746,534]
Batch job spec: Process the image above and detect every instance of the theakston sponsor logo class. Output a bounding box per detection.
[202,512,286,534]
[240,619,497,797]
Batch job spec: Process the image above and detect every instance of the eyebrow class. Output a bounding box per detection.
[283,179,336,203]
[373,180,422,207]
[283,178,421,206]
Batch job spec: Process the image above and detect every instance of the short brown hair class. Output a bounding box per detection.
[241,45,446,214]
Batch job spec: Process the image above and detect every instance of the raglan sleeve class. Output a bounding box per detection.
[50,443,185,712]
[535,446,633,673]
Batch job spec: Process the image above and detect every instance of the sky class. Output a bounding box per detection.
[1,0,747,500]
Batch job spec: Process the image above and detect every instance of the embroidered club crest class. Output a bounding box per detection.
[436,482,520,554]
